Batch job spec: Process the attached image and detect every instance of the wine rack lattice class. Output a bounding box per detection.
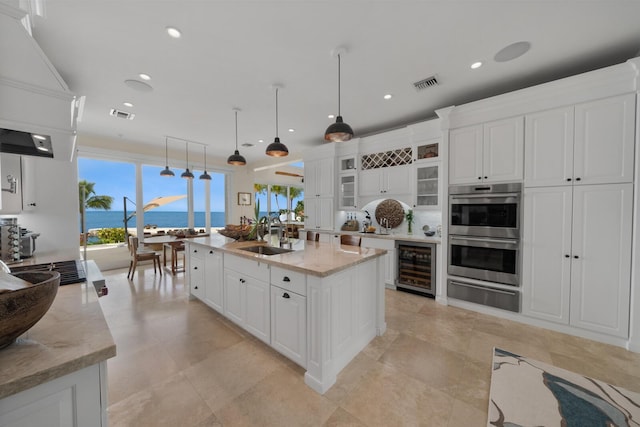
[361,147,413,170]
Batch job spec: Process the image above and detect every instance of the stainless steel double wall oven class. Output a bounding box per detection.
[447,182,522,312]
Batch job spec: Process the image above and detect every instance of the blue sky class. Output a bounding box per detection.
[78,158,226,212]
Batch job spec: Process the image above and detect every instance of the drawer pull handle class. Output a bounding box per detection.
[283,293,290,299]
[194,266,198,270]
[209,250,213,254]
[240,278,246,283]
[194,249,198,253]
[283,276,290,282]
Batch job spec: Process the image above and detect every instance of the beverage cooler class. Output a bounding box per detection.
[396,241,436,296]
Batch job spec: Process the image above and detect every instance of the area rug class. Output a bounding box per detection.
[488,348,640,426]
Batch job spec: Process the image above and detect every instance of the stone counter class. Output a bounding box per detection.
[188,234,386,277]
[0,271,115,399]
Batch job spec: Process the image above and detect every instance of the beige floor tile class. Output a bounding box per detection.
[340,362,454,427]
[446,399,487,427]
[108,372,216,427]
[323,407,368,426]
[384,288,429,314]
[215,365,338,427]
[184,340,285,412]
[323,353,381,405]
[465,330,553,367]
[361,327,400,361]
[378,333,466,396]
[453,359,491,412]
[163,324,245,369]
[108,343,181,405]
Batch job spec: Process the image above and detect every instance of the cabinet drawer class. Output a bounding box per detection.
[189,244,205,259]
[270,266,306,296]
[224,253,270,281]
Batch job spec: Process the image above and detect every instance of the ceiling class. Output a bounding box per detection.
[25,0,640,168]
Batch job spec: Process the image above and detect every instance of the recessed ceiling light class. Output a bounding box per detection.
[123,102,133,107]
[383,94,393,100]
[471,61,483,69]
[36,143,49,152]
[32,134,46,140]
[124,79,153,92]
[139,73,151,81]
[328,114,335,119]
[241,143,254,147]
[288,128,295,133]
[166,26,181,38]
[258,139,264,143]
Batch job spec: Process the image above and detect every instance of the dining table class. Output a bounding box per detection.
[142,233,209,273]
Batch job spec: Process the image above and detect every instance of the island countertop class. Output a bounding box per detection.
[0,263,116,399]
[187,234,387,278]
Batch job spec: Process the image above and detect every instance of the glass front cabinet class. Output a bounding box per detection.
[413,140,440,209]
[338,155,358,209]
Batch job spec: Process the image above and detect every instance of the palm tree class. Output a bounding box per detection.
[79,180,114,244]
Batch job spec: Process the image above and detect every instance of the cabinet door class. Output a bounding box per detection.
[359,169,382,197]
[271,285,306,367]
[190,254,205,300]
[223,269,244,326]
[384,165,411,195]
[414,163,439,208]
[317,197,334,231]
[204,249,223,313]
[316,157,335,198]
[304,159,319,197]
[244,276,270,344]
[569,183,632,338]
[574,93,635,185]
[522,187,572,324]
[449,125,483,184]
[21,156,38,211]
[524,107,574,187]
[338,174,357,209]
[483,116,524,183]
[304,198,318,229]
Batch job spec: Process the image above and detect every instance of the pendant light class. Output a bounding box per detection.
[227,108,247,166]
[160,137,175,176]
[199,145,212,180]
[265,86,289,157]
[181,141,194,179]
[324,48,354,142]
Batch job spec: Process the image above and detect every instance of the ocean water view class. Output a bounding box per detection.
[82,211,228,231]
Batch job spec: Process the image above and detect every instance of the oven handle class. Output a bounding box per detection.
[450,280,517,296]
[449,236,519,245]
[450,192,520,199]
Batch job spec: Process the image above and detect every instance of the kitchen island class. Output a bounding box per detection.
[0,254,115,427]
[186,234,387,394]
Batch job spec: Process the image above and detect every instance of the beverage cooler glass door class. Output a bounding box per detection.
[396,243,436,296]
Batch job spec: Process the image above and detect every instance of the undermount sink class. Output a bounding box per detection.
[237,245,294,256]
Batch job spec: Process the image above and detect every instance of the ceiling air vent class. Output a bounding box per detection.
[109,109,135,120]
[413,75,438,91]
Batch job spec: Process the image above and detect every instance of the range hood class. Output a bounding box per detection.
[0,3,80,161]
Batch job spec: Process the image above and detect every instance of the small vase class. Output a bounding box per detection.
[408,223,413,234]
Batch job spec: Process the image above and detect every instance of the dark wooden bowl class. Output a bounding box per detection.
[0,271,61,349]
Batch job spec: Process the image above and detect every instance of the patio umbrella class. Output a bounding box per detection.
[124,195,187,231]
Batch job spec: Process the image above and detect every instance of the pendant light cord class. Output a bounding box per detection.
[275,88,279,138]
[185,142,189,167]
[204,145,207,170]
[235,111,239,149]
[165,137,169,164]
[337,54,341,116]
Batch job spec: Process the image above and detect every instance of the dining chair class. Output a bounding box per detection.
[127,236,162,279]
[164,241,185,275]
[340,234,361,247]
[306,230,320,242]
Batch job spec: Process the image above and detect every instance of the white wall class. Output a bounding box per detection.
[16,157,79,254]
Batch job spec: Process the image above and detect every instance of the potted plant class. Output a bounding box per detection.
[405,209,414,234]
[249,200,269,241]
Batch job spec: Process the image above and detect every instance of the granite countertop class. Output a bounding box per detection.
[188,234,387,278]
[0,259,116,399]
[301,228,442,244]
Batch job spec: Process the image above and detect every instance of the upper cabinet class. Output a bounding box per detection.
[525,93,635,188]
[304,157,334,198]
[449,116,524,185]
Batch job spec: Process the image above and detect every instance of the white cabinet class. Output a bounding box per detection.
[189,245,205,301]
[304,197,334,231]
[270,266,307,368]
[525,94,635,187]
[449,116,524,185]
[0,363,107,427]
[522,183,632,338]
[223,254,270,344]
[338,174,357,209]
[21,156,37,211]
[359,165,411,198]
[305,157,334,198]
[203,248,223,313]
[304,156,335,231]
[361,237,395,286]
[413,163,439,209]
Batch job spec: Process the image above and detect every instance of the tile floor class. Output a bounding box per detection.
[99,266,640,426]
